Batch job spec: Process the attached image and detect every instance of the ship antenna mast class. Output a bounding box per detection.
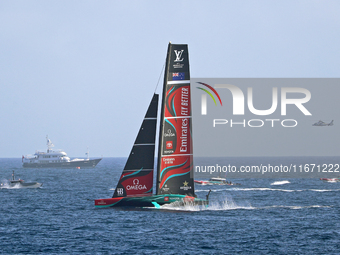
[86,147,89,160]
[46,135,54,153]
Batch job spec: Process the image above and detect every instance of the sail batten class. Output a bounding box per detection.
[121,169,154,172]
[167,80,190,85]
[165,116,192,120]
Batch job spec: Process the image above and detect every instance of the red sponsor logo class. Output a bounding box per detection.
[164,196,169,201]
[166,141,173,149]
[183,196,195,202]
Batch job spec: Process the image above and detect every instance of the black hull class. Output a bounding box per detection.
[23,158,102,168]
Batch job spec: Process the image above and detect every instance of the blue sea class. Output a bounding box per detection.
[1,157,340,254]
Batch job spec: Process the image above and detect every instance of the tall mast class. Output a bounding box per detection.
[156,42,172,194]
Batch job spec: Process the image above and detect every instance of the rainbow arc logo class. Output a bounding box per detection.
[196,82,223,110]
[196,82,223,106]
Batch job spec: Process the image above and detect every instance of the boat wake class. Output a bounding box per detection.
[196,188,232,193]
[1,182,21,189]
[145,197,331,212]
[234,187,301,192]
[206,199,253,211]
[309,189,340,192]
[271,180,290,185]
[196,187,340,193]
[261,205,332,210]
[148,197,253,211]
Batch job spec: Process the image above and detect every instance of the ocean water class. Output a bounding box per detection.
[1,157,340,254]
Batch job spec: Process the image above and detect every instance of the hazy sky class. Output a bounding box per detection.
[1,1,339,158]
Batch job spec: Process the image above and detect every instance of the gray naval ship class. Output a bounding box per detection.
[22,136,102,168]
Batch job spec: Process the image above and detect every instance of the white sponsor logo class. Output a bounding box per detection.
[163,158,175,164]
[117,188,124,196]
[126,179,147,191]
[164,129,175,137]
[174,50,184,62]
[180,180,192,191]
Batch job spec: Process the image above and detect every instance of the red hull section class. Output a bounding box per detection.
[95,197,124,207]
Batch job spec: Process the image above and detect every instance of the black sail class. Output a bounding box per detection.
[113,94,158,198]
[156,43,195,197]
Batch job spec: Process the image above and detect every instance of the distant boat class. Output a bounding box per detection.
[22,136,102,168]
[312,120,334,126]
[195,177,240,186]
[1,171,42,188]
[95,43,210,208]
[320,177,340,182]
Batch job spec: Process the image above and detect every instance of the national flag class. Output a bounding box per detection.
[172,72,185,80]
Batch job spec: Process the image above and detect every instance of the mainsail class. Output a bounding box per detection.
[156,43,195,197]
[112,94,159,198]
